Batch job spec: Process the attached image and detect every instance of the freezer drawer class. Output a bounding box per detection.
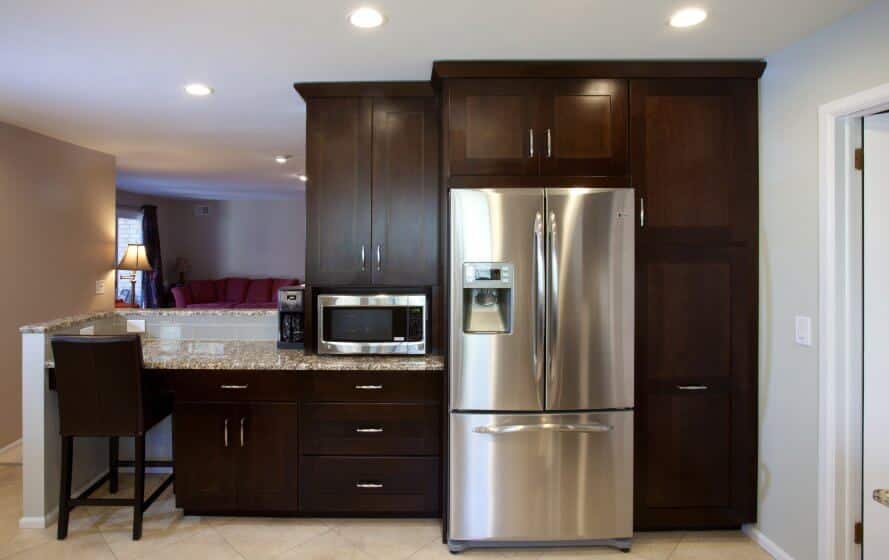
[449,410,633,543]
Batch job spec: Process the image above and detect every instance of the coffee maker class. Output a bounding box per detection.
[277,285,305,349]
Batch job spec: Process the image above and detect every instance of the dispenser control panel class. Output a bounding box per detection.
[463,263,514,289]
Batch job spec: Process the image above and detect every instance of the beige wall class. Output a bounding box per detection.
[0,122,115,448]
[758,1,889,558]
[116,190,306,286]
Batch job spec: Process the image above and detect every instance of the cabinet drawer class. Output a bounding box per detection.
[299,456,440,515]
[168,372,303,402]
[300,403,440,456]
[304,372,441,402]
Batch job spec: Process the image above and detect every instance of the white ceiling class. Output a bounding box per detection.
[0,0,870,199]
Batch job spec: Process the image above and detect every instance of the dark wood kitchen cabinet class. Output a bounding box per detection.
[443,78,628,180]
[300,84,439,287]
[173,401,299,514]
[632,78,758,529]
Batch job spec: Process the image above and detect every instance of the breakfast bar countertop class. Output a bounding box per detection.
[45,338,445,372]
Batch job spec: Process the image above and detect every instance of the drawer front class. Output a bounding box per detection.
[304,372,441,402]
[300,403,441,456]
[299,456,440,515]
[166,371,304,402]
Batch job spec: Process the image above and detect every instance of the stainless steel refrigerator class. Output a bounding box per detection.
[448,188,634,553]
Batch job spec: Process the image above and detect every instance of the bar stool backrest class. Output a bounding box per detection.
[51,335,145,436]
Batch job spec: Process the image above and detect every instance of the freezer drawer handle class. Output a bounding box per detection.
[473,423,614,435]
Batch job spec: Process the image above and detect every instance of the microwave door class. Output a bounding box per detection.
[545,188,635,411]
[449,188,545,412]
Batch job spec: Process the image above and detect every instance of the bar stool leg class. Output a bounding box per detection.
[57,436,73,540]
[109,437,119,494]
[133,434,145,540]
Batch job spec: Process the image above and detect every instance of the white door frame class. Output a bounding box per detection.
[819,82,889,560]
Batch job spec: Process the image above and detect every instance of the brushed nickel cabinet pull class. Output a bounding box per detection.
[355,482,383,489]
[361,245,366,272]
[224,419,229,448]
[355,427,384,433]
[546,128,552,158]
[376,243,382,272]
[355,384,383,390]
[640,197,645,228]
[240,417,245,447]
[677,385,709,391]
[220,384,248,390]
[529,129,534,158]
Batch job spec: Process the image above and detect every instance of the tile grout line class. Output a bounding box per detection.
[206,524,250,560]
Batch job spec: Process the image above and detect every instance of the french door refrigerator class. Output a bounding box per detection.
[448,188,634,553]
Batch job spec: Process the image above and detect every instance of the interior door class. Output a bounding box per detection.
[449,411,633,542]
[306,97,372,285]
[447,80,540,176]
[371,97,439,285]
[539,79,629,178]
[545,188,634,411]
[449,188,545,411]
[863,112,889,558]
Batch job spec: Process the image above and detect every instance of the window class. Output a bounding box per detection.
[116,208,143,305]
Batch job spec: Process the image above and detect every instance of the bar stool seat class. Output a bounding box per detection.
[51,335,174,540]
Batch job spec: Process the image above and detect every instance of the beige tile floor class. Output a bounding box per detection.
[0,465,773,559]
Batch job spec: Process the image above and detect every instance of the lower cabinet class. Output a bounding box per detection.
[171,371,442,516]
[174,402,299,514]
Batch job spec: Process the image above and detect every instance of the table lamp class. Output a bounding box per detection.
[117,244,153,306]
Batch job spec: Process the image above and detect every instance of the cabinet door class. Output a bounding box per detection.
[447,79,539,176]
[632,78,758,529]
[371,97,439,285]
[237,403,299,512]
[306,97,372,285]
[173,403,239,512]
[539,79,628,177]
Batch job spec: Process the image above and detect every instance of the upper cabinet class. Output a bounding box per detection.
[298,83,440,287]
[444,79,628,181]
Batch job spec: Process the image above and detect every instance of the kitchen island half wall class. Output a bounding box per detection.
[20,310,443,527]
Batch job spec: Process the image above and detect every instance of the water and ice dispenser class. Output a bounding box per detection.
[462,263,514,334]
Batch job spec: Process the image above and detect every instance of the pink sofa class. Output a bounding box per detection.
[171,277,298,309]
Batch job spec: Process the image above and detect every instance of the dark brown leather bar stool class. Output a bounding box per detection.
[51,335,174,540]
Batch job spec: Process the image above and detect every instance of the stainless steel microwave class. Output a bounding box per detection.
[317,294,426,355]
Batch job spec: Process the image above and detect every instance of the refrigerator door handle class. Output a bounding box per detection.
[473,423,614,435]
[547,209,559,399]
[533,211,545,405]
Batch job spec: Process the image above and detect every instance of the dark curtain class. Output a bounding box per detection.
[141,205,166,308]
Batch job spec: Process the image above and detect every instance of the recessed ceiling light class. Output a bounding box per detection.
[184,83,213,96]
[349,7,385,28]
[275,155,291,164]
[669,7,708,28]
[297,174,308,182]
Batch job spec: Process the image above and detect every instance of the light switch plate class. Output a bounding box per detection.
[126,319,146,333]
[95,280,105,295]
[795,315,812,346]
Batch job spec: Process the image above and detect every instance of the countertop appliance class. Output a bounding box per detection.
[317,293,426,355]
[448,188,634,553]
[277,285,305,349]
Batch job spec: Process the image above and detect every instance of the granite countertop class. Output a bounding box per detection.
[45,339,444,372]
[875,489,889,508]
[20,308,277,334]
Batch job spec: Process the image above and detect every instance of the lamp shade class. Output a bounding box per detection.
[117,244,153,271]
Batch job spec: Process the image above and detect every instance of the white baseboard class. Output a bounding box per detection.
[743,524,795,560]
[18,470,107,530]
